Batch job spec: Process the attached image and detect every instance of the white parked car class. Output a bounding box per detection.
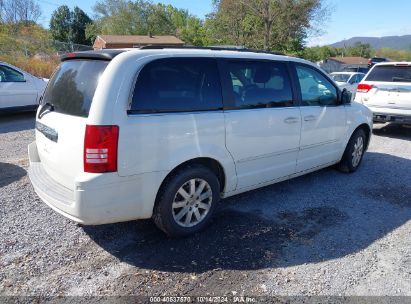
[28,47,372,237]
[330,72,365,95]
[0,61,47,112]
[355,62,411,125]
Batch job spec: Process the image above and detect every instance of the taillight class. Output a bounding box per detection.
[84,125,119,173]
[357,83,373,93]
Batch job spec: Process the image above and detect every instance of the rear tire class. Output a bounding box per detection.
[337,129,367,173]
[153,164,220,237]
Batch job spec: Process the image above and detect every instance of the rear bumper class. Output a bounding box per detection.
[373,113,411,124]
[366,106,411,124]
[28,141,166,225]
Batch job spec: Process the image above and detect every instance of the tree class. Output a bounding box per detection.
[71,7,93,45]
[50,5,72,43]
[207,0,330,52]
[180,16,208,46]
[89,0,206,46]
[50,5,93,45]
[0,0,41,25]
[91,0,150,35]
[345,42,372,58]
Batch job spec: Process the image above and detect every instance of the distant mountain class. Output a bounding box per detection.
[329,35,411,50]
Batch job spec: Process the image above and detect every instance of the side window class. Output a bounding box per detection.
[225,60,294,108]
[358,74,365,82]
[0,66,25,82]
[350,74,360,84]
[348,75,356,84]
[130,58,222,113]
[296,65,338,106]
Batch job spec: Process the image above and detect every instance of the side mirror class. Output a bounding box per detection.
[341,88,352,104]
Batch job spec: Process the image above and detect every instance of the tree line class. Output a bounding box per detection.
[2,0,411,74]
[49,0,330,54]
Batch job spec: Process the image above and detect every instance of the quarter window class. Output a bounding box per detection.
[0,65,25,82]
[225,60,293,108]
[296,65,338,106]
[130,58,222,113]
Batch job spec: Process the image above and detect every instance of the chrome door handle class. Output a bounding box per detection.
[304,115,317,122]
[284,117,299,124]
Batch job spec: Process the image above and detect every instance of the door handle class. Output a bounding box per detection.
[284,117,299,124]
[304,115,317,122]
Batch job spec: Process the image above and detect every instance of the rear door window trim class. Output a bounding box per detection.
[128,57,224,115]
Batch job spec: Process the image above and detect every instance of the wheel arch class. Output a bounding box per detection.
[354,123,372,150]
[154,157,227,205]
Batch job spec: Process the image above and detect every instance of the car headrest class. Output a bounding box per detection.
[253,67,272,83]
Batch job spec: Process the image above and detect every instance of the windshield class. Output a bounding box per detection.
[366,65,411,82]
[42,60,109,117]
[331,74,350,83]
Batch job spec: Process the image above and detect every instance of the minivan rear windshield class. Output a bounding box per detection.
[365,65,411,82]
[42,60,109,117]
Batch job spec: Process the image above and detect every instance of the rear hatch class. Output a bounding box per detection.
[36,58,110,190]
[359,63,411,110]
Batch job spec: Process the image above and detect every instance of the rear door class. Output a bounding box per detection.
[0,65,38,108]
[36,59,109,190]
[360,64,411,110]
[123,57,226,178]
[293,63,347,172]
[221,59,301,189]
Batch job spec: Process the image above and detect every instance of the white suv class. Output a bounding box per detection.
[28,47,372,237]
[355,62,411,124]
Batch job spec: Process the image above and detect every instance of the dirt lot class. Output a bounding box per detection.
[1,112,411,297]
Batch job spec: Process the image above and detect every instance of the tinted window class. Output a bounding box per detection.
[366,65,411,82]
[0,65,25,82]
[331,74,350,83]
[42,60,108,117]
[372,58,387,63]
[296,65,338,106]
[226,60,293,108]
[131,58,222,113]
[349,74,360,84]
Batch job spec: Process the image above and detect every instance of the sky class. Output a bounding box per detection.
[36,0,411,46]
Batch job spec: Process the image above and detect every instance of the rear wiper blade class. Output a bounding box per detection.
[38,102,55,119]
[392,77,411,82]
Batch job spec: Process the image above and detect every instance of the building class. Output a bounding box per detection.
[93,35,185,49]
[320,56,369,73]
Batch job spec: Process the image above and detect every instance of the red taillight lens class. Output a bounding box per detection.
[84,125,119,173]
[357,83,373,93]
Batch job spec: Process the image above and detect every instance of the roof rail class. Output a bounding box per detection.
[138,44,284,56]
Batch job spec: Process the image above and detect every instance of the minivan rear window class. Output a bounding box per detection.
[366,65,411,82]
[42,60,109,117]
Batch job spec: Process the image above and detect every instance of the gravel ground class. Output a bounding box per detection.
[1,112,411,297]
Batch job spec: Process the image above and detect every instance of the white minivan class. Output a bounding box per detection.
[28,47,372,237]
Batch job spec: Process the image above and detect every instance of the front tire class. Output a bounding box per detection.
[153,164,220,237]
[337,129,367,173]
